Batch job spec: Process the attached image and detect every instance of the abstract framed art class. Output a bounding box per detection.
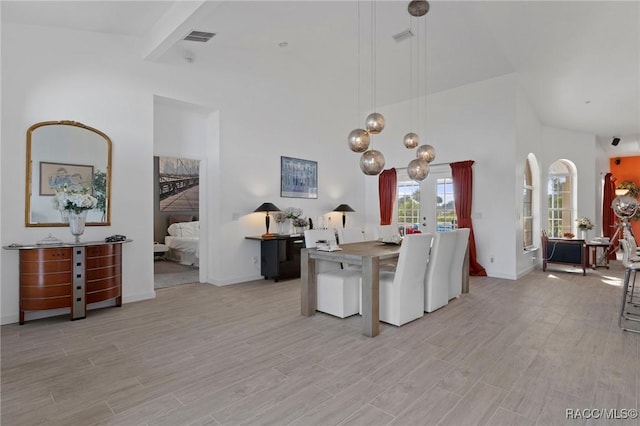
[281,156,318,199]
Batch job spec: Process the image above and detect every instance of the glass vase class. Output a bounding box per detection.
[69,210,88,243]
[580,229,587,241]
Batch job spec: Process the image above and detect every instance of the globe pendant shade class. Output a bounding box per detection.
[360,149,385,175]
[416,144,436,163]
[408,0,430,17]
[348,128,371,153]
[407,159,430,181]
[403,132,419,149]
[365,112,385,134]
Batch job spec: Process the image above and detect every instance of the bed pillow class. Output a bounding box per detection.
[167,221,200,237]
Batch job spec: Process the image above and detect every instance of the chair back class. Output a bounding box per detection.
[621,239,632,266]
[338,228,365,244]
[304,229,340,273]
[424,231,458,312]
[449,228,470,298]
[393,234,434,288]
[373,225,395,240]
[626,234,638,252]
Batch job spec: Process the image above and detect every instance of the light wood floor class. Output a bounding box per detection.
[2,262,639,426]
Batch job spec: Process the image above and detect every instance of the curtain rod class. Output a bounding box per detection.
[393,161,449,171]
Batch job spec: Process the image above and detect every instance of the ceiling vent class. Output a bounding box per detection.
[392,28,414,43]
[184,31,216,43]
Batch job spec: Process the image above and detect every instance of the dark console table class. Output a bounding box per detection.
[541,236,588,276]
[4,240,131,324]
[246,235,305,281]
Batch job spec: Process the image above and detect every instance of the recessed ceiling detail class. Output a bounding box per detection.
[183,31,216,43]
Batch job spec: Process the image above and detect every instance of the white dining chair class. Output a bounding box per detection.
[424,231,458,312]
[619,239,640,333]
[449,228,470,299]
[337,228,365,270]
[372,225,395,241]
[379,233,433,326]
[624,234,640,259]
[337,228,365,244]
[304,229,361,318]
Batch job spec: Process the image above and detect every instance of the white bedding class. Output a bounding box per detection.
[165,221,200,266]
[165,236,199,256]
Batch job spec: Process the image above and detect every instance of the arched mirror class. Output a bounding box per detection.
[25,121,112,227]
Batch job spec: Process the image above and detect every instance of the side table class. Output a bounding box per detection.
[586,242,611,269]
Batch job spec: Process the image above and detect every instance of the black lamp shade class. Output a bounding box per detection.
[254,202,280,213]
[333,204,355,228]
[254,203,280,237]
[333,204,355,213]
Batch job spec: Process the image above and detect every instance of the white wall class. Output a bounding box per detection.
[0,22,365,323]
[540,127,598,239]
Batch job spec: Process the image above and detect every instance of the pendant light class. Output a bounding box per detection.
[359,0,385,176]
[365,0,384,135]
[360,149,386,175]
[408,0,429,17]
[348,1,371,154]
[406,1,433,182]
[403,14,419,150]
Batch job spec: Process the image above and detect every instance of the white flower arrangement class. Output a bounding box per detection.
[576,217,594,230]
[283,207,302,219]
[53,185,98,214]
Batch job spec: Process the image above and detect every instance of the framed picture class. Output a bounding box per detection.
[157,156,201,211]
[40,162,94,196]
[281,156,318,199]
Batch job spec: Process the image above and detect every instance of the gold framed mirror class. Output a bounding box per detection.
[25,121,112,227]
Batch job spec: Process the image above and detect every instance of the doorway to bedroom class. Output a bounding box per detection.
[153,156,201,289]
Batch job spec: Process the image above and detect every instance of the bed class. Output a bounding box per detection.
[165,220,200,266]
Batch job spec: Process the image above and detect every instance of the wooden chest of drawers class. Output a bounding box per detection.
[11,241,127,324]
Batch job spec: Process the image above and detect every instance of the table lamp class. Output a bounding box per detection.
[254,202,280,237]
[333,204,355,228]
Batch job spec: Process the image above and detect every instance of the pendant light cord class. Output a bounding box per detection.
[423,9,428,138]
[357,0,361,125]
[371,0,376,113]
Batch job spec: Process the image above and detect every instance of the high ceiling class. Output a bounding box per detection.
[3,0,639,155]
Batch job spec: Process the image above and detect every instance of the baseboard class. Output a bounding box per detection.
[516,264,536,279]
[207,274,267,286]
[485,271,518,280]
[123,291,157,304]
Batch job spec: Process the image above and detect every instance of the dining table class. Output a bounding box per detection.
[300,240,401,337]
[301,238,470,338]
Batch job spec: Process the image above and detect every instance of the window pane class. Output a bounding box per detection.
[437,177,457,232]
[397,180,420,232]
[548,162,573,238]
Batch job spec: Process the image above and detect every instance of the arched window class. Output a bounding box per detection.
[547,159,577,238]
[523,153,539,249]
[523,157,534,248]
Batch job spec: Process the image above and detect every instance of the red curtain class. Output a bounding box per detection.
[602,172,617,260]
[378,168,397,225]
[450,160,487,276]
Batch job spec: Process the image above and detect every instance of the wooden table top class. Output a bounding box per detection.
[303,240,402,264]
